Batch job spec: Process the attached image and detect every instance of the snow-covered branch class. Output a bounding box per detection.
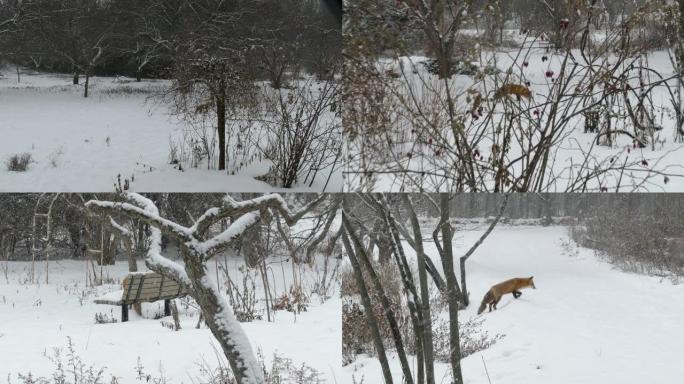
[191,193,325,235]
[86,197,193,244]
[86,194,192,287]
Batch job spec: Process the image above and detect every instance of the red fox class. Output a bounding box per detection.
[477,277,536,315]
[493,84,532,101]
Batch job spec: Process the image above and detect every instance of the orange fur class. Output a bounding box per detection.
[494,84,532,100]
[477,277,536,315]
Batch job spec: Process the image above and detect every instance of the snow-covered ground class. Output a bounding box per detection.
[0,68,342,192]
[345,33,684,192]
[0,258,341,382]
[343,224,684,383]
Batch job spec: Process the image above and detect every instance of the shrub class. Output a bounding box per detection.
[342,300,370,365]
[572,206,684,278]
[16,337,110,384]
[94,312,118,324]
[14,341,322,384]
[433,316,504,363]
[272,285,309,314]
[6,152,33,172]
[342,262,503,366]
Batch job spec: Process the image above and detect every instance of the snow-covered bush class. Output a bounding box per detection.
[432,316,504,363]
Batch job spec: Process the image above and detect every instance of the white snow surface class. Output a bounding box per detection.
[343,224,684,383]
[0,259,341,382]
[0,69,342,192]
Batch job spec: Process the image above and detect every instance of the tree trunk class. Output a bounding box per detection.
[84,73,90,98]
[340,223,394,384]
[376,232,392,263]
[171,299,181,331]
[216,93,226,171]
[385,211,425,384]
[678,1,684,76]
[343,213,414,384]
[184,253,261,384]
[402,194,436,384]
[440,195,464,384]
[384,202,425,383]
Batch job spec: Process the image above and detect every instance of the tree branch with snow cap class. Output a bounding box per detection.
[85,192,326,384]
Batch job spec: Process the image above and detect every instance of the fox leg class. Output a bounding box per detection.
[513,290,522,299]
[492,297,502,310]
[488,298,497,312]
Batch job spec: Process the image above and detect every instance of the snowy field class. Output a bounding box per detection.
[346,32,684,192]
[343,224,684,383]
[0,258,341,382]
[0,68,342,192]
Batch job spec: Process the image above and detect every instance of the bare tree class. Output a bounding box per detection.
[30,0,114,97]
[85,192,324,384]
[260,76,341,188]
[341,205,414,384]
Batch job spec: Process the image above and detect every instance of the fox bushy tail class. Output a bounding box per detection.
[477,290,493,315]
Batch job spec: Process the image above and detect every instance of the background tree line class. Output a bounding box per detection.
[347,0,667,57]
[0,193,340,267]
[0,0,340,86]
[407,193,683,220]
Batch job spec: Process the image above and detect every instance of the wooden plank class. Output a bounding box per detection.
[115,272,187,305]
[121,292,187,305]
[134,289,185,301]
